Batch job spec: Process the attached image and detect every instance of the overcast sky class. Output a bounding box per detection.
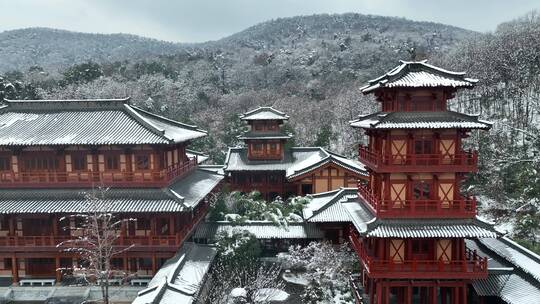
[1,0,538,42]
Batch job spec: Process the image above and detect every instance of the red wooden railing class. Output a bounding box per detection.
[358,145,478,172]
[357,184,477,218]
[349,274,364,304]
[348,231,487,279]
[0,203,209,249]
[0,157,197,188]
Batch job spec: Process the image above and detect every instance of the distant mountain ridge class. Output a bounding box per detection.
[0,27,184,72]
[0,13,475,73]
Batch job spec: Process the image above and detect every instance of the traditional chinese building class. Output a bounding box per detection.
[0,98,223,285]
[224,107,367,200]
[345,61,500,304]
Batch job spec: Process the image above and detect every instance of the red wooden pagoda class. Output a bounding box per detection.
[224,107,367,199]
[0,98,223,285]
[346,60,498,304]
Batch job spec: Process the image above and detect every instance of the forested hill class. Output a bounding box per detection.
[0,12,538,251]
[0,27,183,72]
[0,13,473,73]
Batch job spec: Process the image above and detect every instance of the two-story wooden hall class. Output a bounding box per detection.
[0,98,223,284]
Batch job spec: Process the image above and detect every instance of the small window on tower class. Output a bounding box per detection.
[414,140,433,154]
[253,144,264,151]
[413,181,431,199]
[0,157,10,171]
[270,143,278,152]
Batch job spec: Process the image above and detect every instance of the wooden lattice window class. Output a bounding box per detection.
[413,181,431,200]
[106,155,119,170]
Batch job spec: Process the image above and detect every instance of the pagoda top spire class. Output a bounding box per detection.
[360,60,478,94]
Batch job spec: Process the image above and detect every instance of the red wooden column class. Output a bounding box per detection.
[431,286,438,304]
[11,255,18,284]
[406,285,412,304]
[376,280,382,304]
[55,256,61,283]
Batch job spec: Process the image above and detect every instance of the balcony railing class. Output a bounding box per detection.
[358,184,476,218]
[349,274,364,304]
[0,157,197,188]
[348,231,487,279]
[0,202,209,250]
[358,145,478,172]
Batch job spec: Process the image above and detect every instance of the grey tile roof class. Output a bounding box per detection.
[186,149,209,164]
[0,169,223,214]
[239,106,289,121]
[480,237,540,282]
[349,111,492,130]
[360,60,477,93]
[193,221,324,240]
[303,188,358,222]
[0,98,206,146]
[133,242,217,304]
[224,147,367,179]
[168,168,224,208]
[342,196,499,238]
[467,238,540,304]
[237,131,292,140]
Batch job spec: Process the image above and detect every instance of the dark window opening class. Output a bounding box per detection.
[252,174,264,183]
[136,155,150,170]
[24,157,59,171]
[0,157,10,171]
[301,184,313,195]
[414,140,433,154]
[413,181,431,199]
[138,258,152,270]
[136,218,150,230]
[412,239,430,254]
[268,174,280,184]
[72,155,86,171]
[106,155,119,170]
[3,258,12,270]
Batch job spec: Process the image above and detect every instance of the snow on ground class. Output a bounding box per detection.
[230,287,247,298]
[254,288,289,302]
[282,271,309,286]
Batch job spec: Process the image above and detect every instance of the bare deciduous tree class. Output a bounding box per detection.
[58,187,134,304]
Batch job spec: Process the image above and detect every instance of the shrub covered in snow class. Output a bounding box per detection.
[207,190,310,227]
[280,241,357,303]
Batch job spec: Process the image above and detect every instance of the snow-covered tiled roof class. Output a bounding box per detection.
[349,111,492,130]
[480,237,540,282]
[239,106,289,121]
[237,131,292,140]
[303,188,358,222]
[0,98,207,146]
[193,221,324,240]
[342,196,499,238]
[133,243,217,304]
[0,168,223,213]
[467,237,540,304]
[360,60,477,94]
[224,147,367,179]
